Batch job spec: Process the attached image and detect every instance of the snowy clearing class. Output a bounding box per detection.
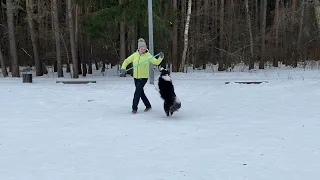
[0,67,320,180]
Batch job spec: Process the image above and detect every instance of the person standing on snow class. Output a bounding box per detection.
[120,38,164,114]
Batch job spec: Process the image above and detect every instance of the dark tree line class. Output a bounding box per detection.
[0,0,320,78]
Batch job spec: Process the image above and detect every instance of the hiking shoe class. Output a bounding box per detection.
[144,107,152,112]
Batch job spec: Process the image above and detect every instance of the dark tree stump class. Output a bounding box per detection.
[22,74,33,83]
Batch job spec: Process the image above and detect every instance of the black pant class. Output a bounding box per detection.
[132,78,151,111]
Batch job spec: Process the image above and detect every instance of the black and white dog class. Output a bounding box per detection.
[156,68,181,116]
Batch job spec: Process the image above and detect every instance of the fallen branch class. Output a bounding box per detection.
[225,81,269,84]
[22,47,33,58]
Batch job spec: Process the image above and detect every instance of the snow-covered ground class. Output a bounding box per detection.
[0,67,320,180]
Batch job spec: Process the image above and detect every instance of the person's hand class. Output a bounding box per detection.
[159,52,164,58]
[120,69,126,77]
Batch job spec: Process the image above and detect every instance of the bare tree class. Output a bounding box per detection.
[259,0,267,69]
[180,0,192,72]
[297,0,306,66]
[172,0,178,72]
[67,0,79,78]
[119,0,125,66]
[274,0,280,67]
[6,0,20,77]
[52,0,63,77]
[180,0,186,63]
[26,0,43,76]
[218,0,225,71]
[0,43,8,77]
[245,0,254,70]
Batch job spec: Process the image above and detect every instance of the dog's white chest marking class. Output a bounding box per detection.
[161,75,171,81]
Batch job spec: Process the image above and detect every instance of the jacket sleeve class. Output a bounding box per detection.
[150,55,163,65]
[121,53,135,69]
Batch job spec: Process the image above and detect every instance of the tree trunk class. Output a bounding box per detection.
[51,0,56,73]
[274,0,280,67]
[259,0,267,69]
[6,0,20,77]
[180,0,192,72]
[26,0,43,76]
[180,0,186,63]
[119,0,126,65]
[218,0,225,71]
[314,0,320,30]
[226,0,233,69]
[297,0,306,67]
[292,0,297,23]
[85,4,92,74]
[172,0,178,72]
[130,23,136,53]
[245,0,254,70]
[289,0,297,66]
[0,43,8,77]
[214,0,218,64]
[52,0,63,77]
[75,5,82,75]
[163,1,170,67]
[85,35,91,75]
[255,0,259,34]
[203,0,209,69]
[195,0,201,68]
[81,32,87,76]
[88,45,93,74]
[67,0,79,78]
[64,0,71,73]
[255,0,260,65]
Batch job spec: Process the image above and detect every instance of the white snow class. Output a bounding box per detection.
[1,67,320,180]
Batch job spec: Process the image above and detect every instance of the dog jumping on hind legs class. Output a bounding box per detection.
[156,68,181,116]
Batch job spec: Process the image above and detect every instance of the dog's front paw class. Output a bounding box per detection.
[165,109,170,117]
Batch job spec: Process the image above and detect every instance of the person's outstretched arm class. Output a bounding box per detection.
[121,52,136,69]
[150,52,164,65]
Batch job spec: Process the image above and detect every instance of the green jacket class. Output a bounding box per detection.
[121,50,163,79]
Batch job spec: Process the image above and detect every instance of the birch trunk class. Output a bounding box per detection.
[180,0,186,60]
[180,0,192,72]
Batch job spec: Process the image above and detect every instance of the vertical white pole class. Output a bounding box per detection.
[148,0,154,84]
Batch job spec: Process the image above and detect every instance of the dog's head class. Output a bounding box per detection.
[159,68,171,81]
[160,67,170,76]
